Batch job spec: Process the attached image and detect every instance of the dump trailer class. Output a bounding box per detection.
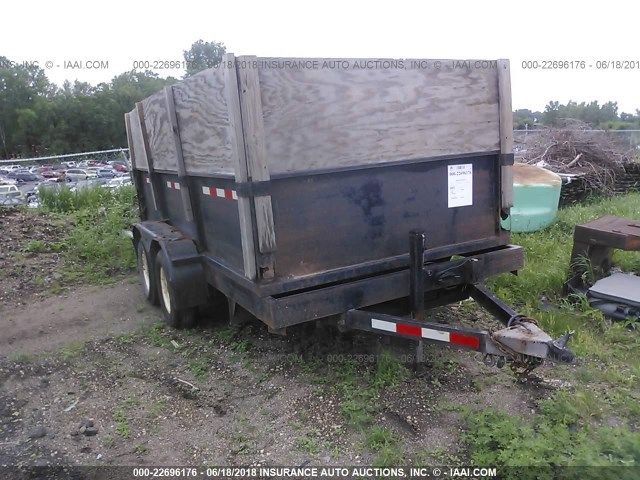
[125,54,574,373]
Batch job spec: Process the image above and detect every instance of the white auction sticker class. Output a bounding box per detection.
[447,164,473,208]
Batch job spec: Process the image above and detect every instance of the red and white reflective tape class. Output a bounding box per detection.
[371,318,480,348]
[166,181,181,190]
[201,186,238,201]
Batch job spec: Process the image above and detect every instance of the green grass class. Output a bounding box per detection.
[187,359,209,379]
[60,341,85,360]
[113,409,130,439]
[38,185,138,284]
[133,444,147,455]
[143,323,173,348]
[463,406,639,477]
[462,192,640,474]
[121,394,141,409]
[488,193,640,358]
[296,436,320,455]
[24,239,47,253]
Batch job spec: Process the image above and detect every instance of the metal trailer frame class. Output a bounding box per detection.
[131,218,574,372]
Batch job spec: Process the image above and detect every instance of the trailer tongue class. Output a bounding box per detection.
[341,232,574,375]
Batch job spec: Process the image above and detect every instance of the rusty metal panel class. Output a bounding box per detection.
[270,153,503,279]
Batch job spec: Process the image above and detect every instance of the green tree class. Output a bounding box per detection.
[542,101,561,126]
[0,56,53,157]
[183,40,226,77]
[0,60,177,158]
[539,100,626,128]
[513,109,539,129]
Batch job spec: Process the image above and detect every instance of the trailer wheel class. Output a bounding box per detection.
[156,251,196,329]
[137,242,158,305]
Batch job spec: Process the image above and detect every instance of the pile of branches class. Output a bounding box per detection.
[518,120,636,194]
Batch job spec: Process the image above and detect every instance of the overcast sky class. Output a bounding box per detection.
[4,1,638,114]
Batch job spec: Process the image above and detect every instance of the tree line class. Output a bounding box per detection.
[1,43,639,159]
[0,40,226,159]
[514,101,640,130]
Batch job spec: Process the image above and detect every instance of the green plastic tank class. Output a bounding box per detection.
[500,163,562,233]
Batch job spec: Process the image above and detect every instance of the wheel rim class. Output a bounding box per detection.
[159,266,172,314]
[140,250,150,294]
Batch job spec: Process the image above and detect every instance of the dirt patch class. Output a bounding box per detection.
[0,278,159,357]
[0,207,70,309]
[0,288,562,469]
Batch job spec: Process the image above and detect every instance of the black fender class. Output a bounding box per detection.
[132,221,208,309]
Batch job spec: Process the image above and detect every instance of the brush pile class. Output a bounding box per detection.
[518,120,636,194]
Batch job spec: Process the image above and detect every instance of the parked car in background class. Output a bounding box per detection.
[8,172,41,182]
[39,169,62,179]
[85,167,101,178]
[96,168,117,178]
[0,175,17,185]
[69,178,108,192]
[110,162,129,173]
[104,176,132,189]
[65,168,89,181]
[38,179,67,190]
[0,184,26,206]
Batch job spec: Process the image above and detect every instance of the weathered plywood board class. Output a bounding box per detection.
[141,90,177,172]
[172,68,235,175]
[498,59,514,209]
[127,107,149,171]
[237,57,277,256]
[252,58,500,174]
[165,86,195,222]
[223,53,257,279]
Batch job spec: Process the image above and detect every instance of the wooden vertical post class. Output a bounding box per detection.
[497,59,514,209]
[124,113,137,170]
[236,55,277,278]
[125,112,148,220]
[135,102,165,217]
[164,85,195,223]
[224,53,257,280]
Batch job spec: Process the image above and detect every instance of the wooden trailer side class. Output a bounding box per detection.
[127,55,515,282]
[250,57,502,174]
[127,63,258,279]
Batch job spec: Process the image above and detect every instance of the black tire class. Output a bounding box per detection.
[137,242,158,305]
[155,251,196,329]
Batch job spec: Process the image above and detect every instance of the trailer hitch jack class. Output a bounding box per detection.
[547,330,575,364]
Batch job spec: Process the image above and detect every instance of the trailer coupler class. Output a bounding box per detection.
[341,301,574,374]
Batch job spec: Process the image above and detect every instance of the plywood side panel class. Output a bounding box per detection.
[172,68,235,175]
[254,58,500,174]
[127,107,149,171]
[141,90,177,171]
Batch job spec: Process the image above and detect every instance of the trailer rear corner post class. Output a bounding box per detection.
[409,230,426,368]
